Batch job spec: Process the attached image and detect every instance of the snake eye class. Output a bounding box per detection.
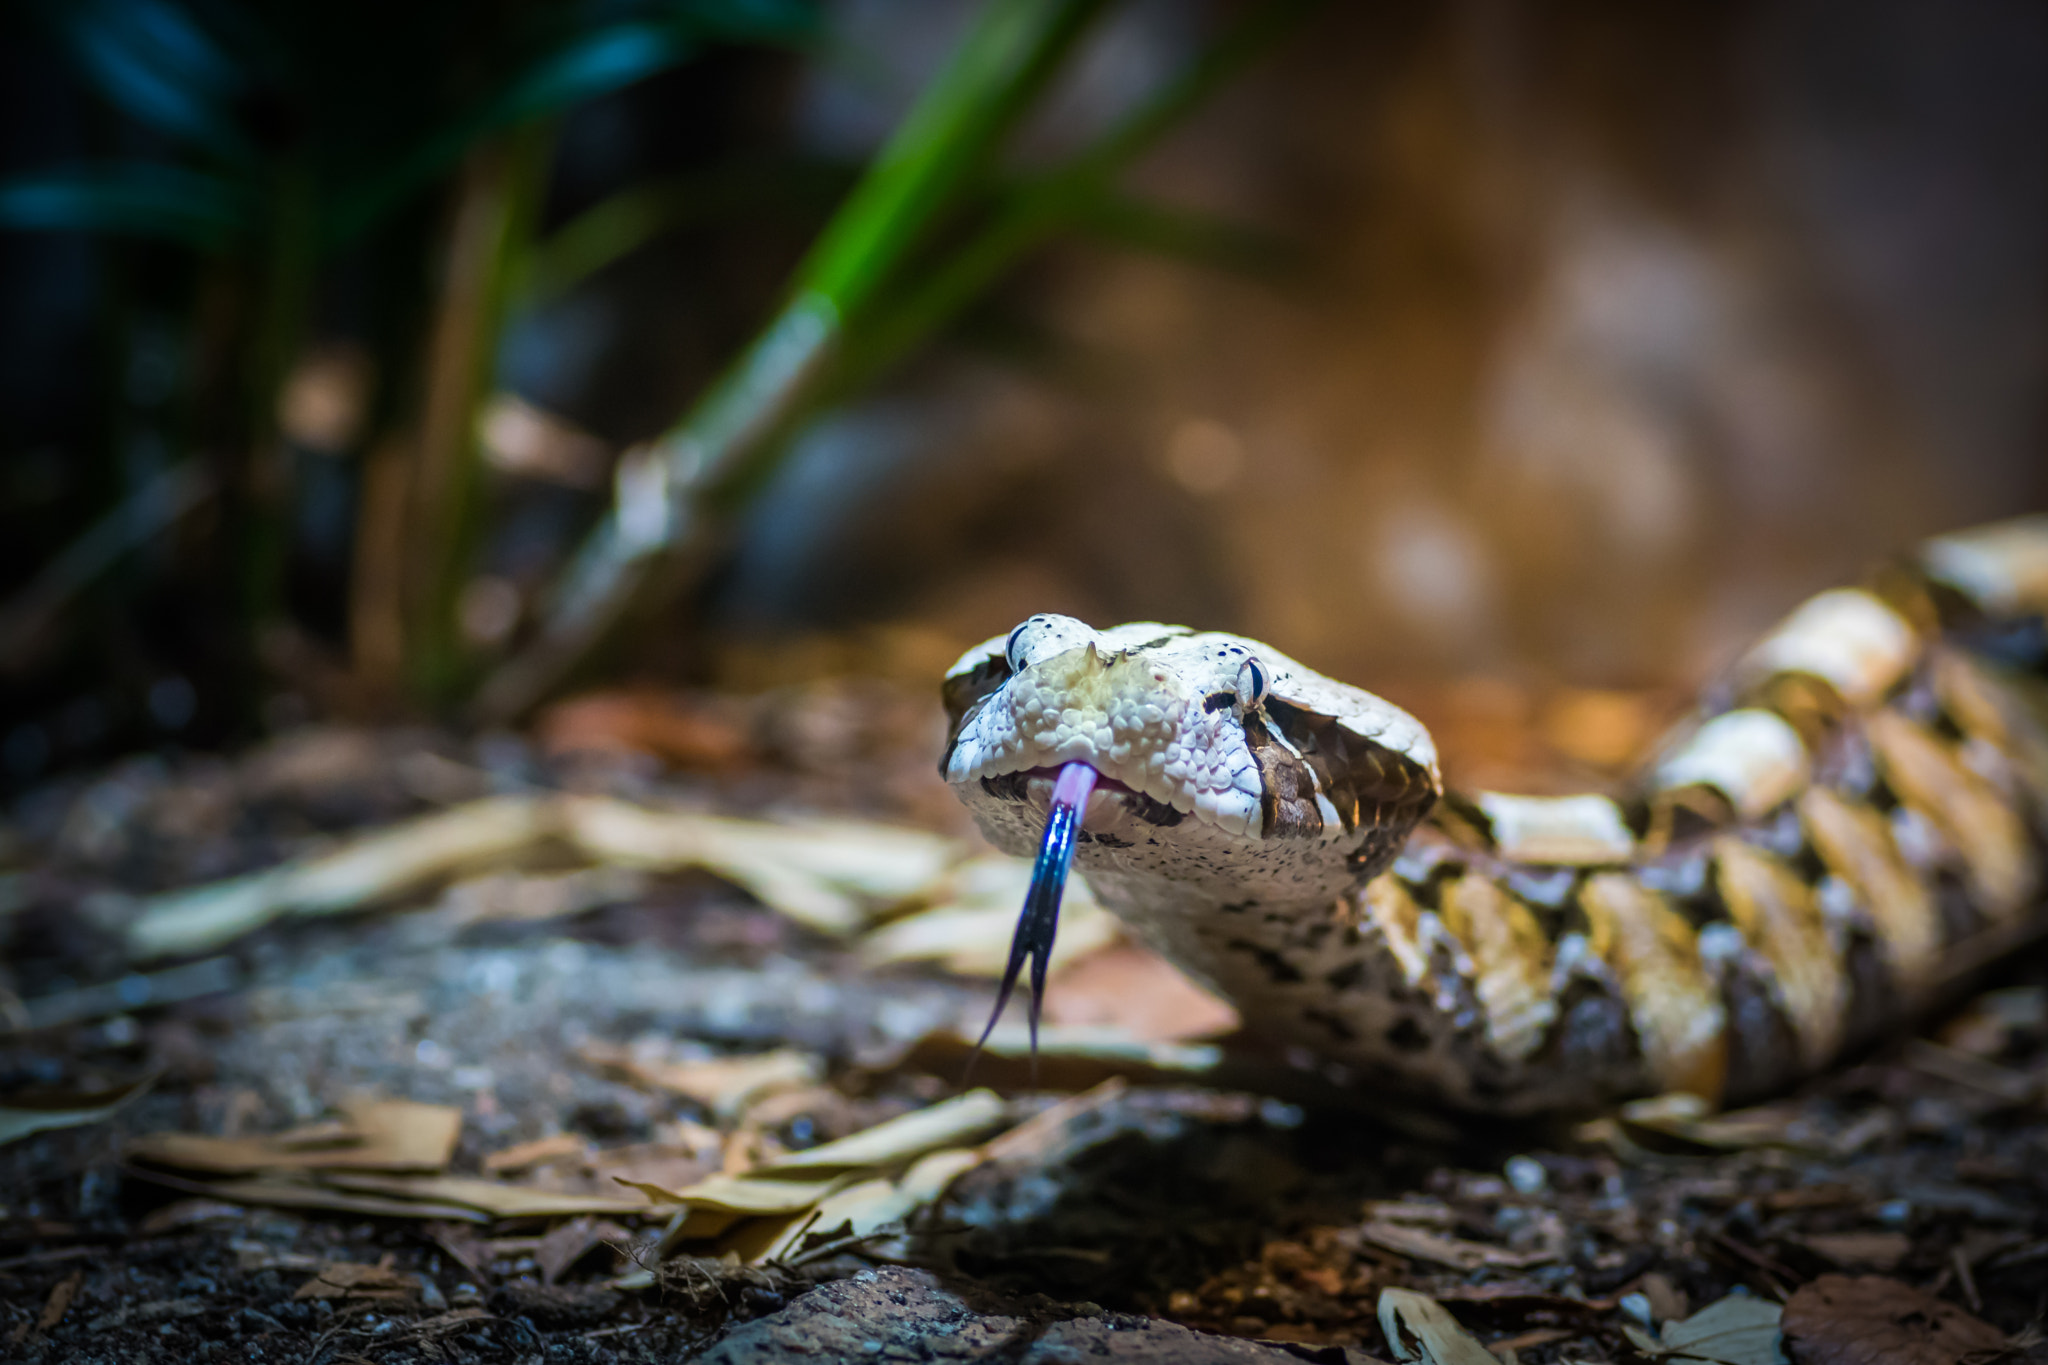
[1235,659,1267,709]
[1004,619,1034,671]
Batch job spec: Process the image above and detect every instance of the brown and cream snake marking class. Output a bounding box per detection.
[941,516,2048,1114]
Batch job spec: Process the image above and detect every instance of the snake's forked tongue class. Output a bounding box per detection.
[970,761,1098,1073]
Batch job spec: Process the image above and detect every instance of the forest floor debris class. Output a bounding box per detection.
[2,719,2046,1362]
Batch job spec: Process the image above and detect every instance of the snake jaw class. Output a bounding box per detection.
[945,639,1265,841]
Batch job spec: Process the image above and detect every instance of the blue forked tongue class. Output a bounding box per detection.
[968,761,1098,1081]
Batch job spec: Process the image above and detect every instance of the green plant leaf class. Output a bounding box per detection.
[42,0,254,163]
[0,163,248,248]
[488,22,698,128]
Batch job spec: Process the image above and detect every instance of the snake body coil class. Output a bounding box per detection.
[942,516,2048,1113]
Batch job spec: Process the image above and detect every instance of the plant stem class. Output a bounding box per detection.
[475,0,1112,722]
[826,0,1320,407]
[402,125,554,707]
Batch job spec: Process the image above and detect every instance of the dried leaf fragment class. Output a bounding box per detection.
[483,1132,589,1173]
[127,1096,460,1174]
[754,1089,1005,1173]
[295,1260,419,1302]
[316,1171,663,1218]
[1377,1287,1498,1365]
[5,1269,83,1347]
[580,1044,822,1121]
[1627,1293,1784,1364]
[1360,1219,1553,1271]
[1781,1275,2007,1365]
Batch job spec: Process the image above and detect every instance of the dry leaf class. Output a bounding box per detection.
[580,1046,821,1121]
[581,1141,717,1197]
[560,797,954,935]
[424,1222,493,1280]
[536,1216,632,1284]
[483,1133,589,1173]
[1627,1293,1784,1365]
[1618,1094,1815,1151]
[128,1097,460,1174]
[1361,1220,1554,1271]
[978,1080,1130,1166]
[1780,1275,2008,1365]
[618,1171,851,1216]
[755,1089,1006,1174]
[148,1173,489,1222]
[295,1261,419,1302]
[769,1148,982,1263]
[129,795,554,959]
[859,856,1120,976]
[7,1268,82,1346]
[316,1171,664,1218]
[0,1074,155,1147]
[1378,1287,1499,1365]
[127,793,964,959]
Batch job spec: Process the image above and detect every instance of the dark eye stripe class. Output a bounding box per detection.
[1205,692,1235,713]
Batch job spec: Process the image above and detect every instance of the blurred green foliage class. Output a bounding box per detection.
[0,0,1310,749]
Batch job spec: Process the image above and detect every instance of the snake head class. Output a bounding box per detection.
[940,615,1441,890]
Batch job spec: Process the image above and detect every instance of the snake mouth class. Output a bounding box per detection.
[979,765,1187,828]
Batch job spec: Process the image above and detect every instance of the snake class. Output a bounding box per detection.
[939,515,2048,1114]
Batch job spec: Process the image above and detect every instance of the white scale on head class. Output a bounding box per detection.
[945,614,1436,841]
[942,613,1442,1053]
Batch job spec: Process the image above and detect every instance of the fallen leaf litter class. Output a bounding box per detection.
[2,718,2045,1362]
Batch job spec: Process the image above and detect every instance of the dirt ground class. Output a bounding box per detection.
[3,704,2046,1363]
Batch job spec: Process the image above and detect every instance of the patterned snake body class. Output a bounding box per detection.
[941,517,2048,1114]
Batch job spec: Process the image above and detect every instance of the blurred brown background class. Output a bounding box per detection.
[3,0,2042,793]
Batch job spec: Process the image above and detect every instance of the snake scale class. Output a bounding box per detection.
[940,515,2048,1114]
